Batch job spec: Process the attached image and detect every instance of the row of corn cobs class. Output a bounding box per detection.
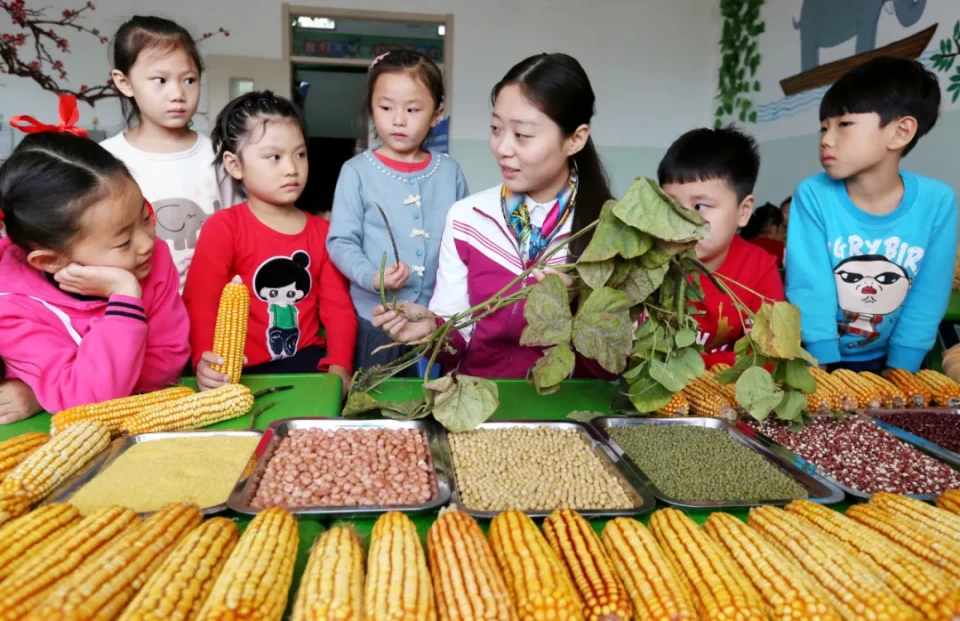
[0,488,959,620]
[658,365,960,419]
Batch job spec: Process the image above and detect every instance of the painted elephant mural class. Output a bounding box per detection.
[153,198,221,250]
[795,0,927,71]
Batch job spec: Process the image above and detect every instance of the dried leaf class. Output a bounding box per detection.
[619,263,668,304]
[381,400,431,420]
[579,201,653,261]
[612,177,708,243]
[344,393,430,420]
[342,392,380,418]
[736,367,784,421]
[567,410,604,423]
[774,390,807,422]
[427,374,499,432]
[576,259,615,290]
[520,274,572,347]
[531,345,575,395]
[572,287,632,374]
[751,302,801,359]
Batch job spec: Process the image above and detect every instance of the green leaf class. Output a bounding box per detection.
[577,259,616,290]
[749,111,758,123]
[623,359,648,380]
[782,359,816,393]
[572,287,632,374]
[342,392,381,418]
[734,335,751,355]
[423,374,456,408]
[626,371,677,413]
[579,201,653,262]
[736,367,784,421]
[619,263,668,304]
[531,345,575,395]
[520,274,573,347]
[567,410,604,423]
[717,350,763,385]
[751,302,801,359]
[426,374,499,432]
[675,328,697,348]
[611,178,708,243]
[774,390,807,423]
[632,323,671,358]
[381,400,431,420]
[649,348,705,392]
[638,246,673,269]
[795,345,818,366]
[607,260,632,288]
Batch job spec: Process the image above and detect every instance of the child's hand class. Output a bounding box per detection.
[532,267,575,288]
[55,264,142,299]
[0,379,42,425]
[196,351,231,392]
[374,263,410,291]
[372,302,436,343]
[328,365,352,397]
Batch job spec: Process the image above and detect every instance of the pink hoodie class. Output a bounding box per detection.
[0,237,190,413]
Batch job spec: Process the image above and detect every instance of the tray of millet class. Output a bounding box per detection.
[436,420,655,518]
[741,415,960,499]
[861,409,960,455]
[590,417,844,508]
[226,418,452,516]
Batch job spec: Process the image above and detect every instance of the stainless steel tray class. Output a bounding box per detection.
[739,414,960,501]
[226,418,452,517]
[592,417,845,509]
[44,430,263,516]
[435,420,656,518]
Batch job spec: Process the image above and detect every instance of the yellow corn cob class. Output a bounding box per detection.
[704,512,840,621]
[0,432,49,480]
[117,517,239,621]
[50,386,196,435]
[292,526,366,621]
[870,491,960,543]
[0,503,81,581]
[0,421,109,504]
[709,363,731,374]
[887,369,932,408]
[363,512,436,621]
[749,505,920,620]
[656,391,689,418]
[701,369,740,408]
[210,275,249,385]
[427,510,516,621]
[860,372,907,409]
[600,518,696,621]
[831,369,882,409]
[542,509,632,621]
[649,508,767,621]
[196,507,298,621]
[26,502,202,621]
[846,503,960,583]
[786,499,960,621]
[0,506,140,621]
[810,368,857,412]
[804,391,833,416]
[489,510,584,621]
[120,384,255,435]
[917,370,960,407]
[0,493,31,528]
[939,489,960,516]
[682,377,737,421]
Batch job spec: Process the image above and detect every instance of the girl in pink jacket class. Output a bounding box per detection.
[0,98,190,419]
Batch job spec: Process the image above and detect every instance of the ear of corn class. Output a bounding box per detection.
[656,392,689,418]
[600,517,697,621]
[0,505,140,621]
[749,505,920,620]
[809,368,857,412]
[681,376,737,421]
[119,385,255,435]
[704,512,840,621]
[489,510,584,621]
[917,370,960,408]
[701,370,740,409]
[786,499,960,621]
[363,511,436,621]
[26,502,202,621]
[0,432,49,480]
[939,490,960,516]
[0,421,109,504]
[870,491,960,543]
[831,369,882,409]
[0,503,81,581]
[196,507,299,621]
[210,275,249,385]
[50,387,196,436]
[859,372,907,409]
[887,370,932,408]
[542,509,632,621]
[649,508,767,621]
[846,503,960,583]
[117,517,239,621]
[292,525,366,621]
[0,493,32,528]
[427,509,516,621]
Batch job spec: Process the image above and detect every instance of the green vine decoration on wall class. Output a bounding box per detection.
[716,0,765,128]
[930,20,960,103]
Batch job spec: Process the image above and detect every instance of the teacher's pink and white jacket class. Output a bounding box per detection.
[429,185,611,379]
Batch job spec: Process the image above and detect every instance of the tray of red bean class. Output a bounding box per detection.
[739,415,960,499]
[227,418,452,516]
[862,409,960,455]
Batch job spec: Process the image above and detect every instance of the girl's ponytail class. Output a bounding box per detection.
[569,137,612,259]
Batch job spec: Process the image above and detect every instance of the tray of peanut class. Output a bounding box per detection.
[226,418,452,516]
[434,420,656,518]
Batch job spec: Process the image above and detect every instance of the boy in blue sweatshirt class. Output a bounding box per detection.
[786,56,957,373]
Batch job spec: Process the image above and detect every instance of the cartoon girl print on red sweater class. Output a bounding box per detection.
[834,255,911,349]
[253,251,312,359]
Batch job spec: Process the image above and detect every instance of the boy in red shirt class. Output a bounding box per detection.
[657,127,784,367]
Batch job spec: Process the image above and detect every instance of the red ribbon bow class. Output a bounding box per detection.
[9,94,89,138]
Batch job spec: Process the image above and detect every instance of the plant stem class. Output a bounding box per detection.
[379,252,388,310]
[375,202,401,265]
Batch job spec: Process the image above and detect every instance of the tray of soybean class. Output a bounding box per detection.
[590,417,845,508]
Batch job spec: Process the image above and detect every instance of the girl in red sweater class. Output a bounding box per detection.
[183,91,356,393]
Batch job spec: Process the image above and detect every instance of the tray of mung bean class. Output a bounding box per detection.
[590,417,844,508]
[435,420,655,518]
[226,417,452,517]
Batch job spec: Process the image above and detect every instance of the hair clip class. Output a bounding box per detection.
[9,94,89,138]
[371,52,389,68]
